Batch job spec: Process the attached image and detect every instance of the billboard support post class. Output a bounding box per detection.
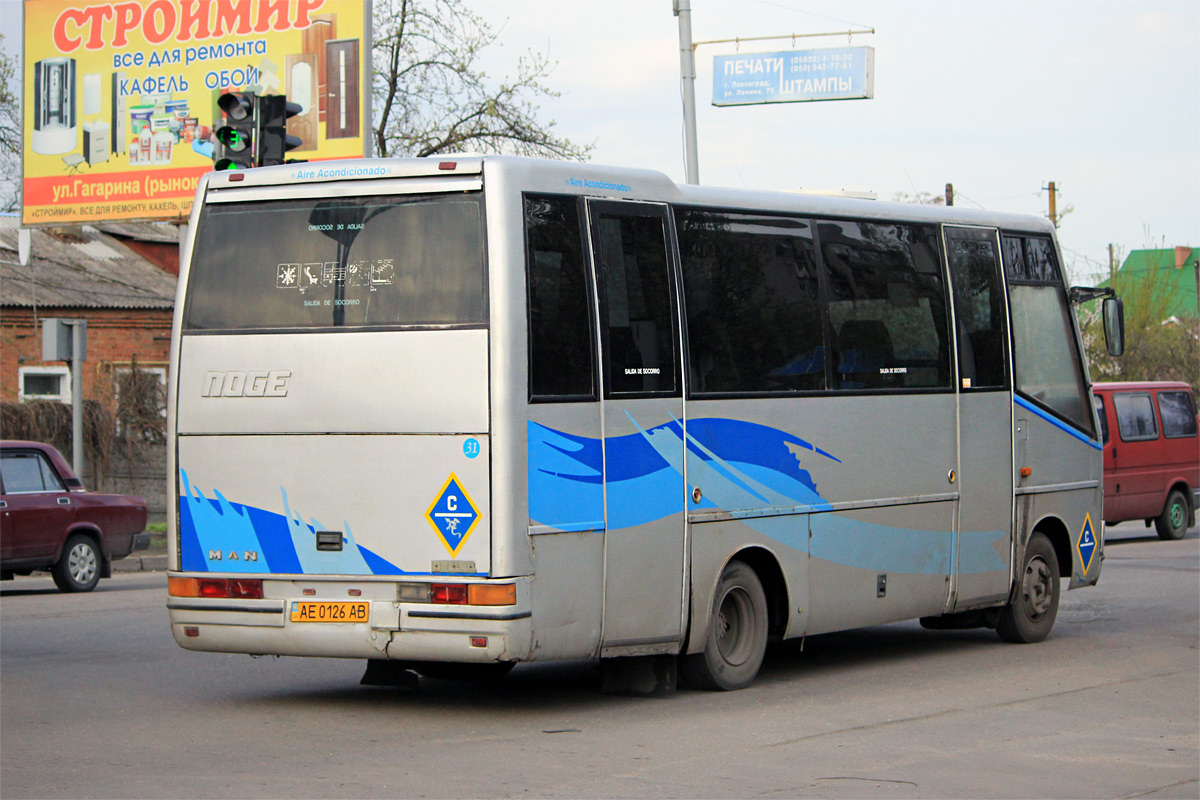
[673,16,875,184]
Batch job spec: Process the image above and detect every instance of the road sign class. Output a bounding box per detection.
[713,46,874,106]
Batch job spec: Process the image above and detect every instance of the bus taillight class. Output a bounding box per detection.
[429,583,516,606]
[431,584,468,604]
[169,577,263,599]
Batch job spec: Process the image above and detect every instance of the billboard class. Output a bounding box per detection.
[22,0,369,226]
[713,46,874,107]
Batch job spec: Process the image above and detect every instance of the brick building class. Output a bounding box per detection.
[0,215,177,405]
[1,216,177,515]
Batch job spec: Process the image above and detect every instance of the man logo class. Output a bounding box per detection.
[202,371,291,398]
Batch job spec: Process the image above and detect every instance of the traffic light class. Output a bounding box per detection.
[213,91,258,170]
[258,95,303,167]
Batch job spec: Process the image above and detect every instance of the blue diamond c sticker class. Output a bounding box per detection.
[425,473,480,557]
[1076,513,1097,573]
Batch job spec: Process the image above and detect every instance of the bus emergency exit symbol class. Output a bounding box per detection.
[425,473,480,556]
[1077,513,1097,572]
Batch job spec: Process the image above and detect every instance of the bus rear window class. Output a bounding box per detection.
[184,194,486,331]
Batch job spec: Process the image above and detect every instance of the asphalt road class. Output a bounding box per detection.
[1,522,1196,799]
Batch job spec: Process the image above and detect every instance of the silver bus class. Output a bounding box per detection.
[166,156,1122,691]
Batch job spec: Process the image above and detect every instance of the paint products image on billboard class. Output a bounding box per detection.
[22,0,368,226]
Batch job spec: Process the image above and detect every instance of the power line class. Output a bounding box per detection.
[746,0,873,32]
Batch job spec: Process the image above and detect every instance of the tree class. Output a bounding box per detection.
[372,0,591,160]
[1079,257,1200,396]
[0,33,21,213]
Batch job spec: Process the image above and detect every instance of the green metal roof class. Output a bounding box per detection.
[1104,247,1199,320]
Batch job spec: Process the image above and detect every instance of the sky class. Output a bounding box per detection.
[3,0,1197,283]
[469,0,1199,282]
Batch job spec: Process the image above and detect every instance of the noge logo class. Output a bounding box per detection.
[202,370,291,398]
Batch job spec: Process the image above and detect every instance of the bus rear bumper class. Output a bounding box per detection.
[167,576,534,663]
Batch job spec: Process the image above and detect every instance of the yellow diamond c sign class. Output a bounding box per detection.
[425,473,480,557]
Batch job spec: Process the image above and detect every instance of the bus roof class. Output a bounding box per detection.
[202,155,1057,236]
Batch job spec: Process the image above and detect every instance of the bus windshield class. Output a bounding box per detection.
[183,193,487,331]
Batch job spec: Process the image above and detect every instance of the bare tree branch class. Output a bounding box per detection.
[0,33,22,212]
[371,0,592,161]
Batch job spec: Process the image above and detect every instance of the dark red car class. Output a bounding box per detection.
[1,440,149,592]
[1092,382,1200,540]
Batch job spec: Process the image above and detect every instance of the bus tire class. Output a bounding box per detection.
[681,560,768,691]
[1154,490,1188,540]
[996,532,1059,644]
[51,535,101,593]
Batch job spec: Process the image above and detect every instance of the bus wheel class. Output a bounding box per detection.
[996,532,1059,644]
[51,535,101,593]
[681,560,768,691]
[1154,490,1188,540]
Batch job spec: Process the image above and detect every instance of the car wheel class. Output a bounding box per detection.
[51,535,101,593]
[1154,490,1188,541]
[680,560,768,691]
[997,532,1059,644]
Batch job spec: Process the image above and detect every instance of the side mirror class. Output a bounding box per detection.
[1103,297,1125,357]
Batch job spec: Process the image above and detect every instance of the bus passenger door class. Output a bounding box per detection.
[944,226,1014,608]
[586,199,688,655]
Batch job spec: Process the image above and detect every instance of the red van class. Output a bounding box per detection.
[1092,382,1200,539]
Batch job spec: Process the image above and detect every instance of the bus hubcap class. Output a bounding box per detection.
[1023,556,1053,618]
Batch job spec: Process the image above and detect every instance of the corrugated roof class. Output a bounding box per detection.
[0,216,176,310]
[93,221,182,244]
[1109,247,1199,320]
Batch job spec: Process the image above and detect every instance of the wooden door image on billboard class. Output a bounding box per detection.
[286,54,317,151]
[302,14,336,123]
[325,39,359,139]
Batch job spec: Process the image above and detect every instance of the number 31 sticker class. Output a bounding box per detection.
[463,438,480,459]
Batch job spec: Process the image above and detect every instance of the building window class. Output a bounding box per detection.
[18,367,72,404]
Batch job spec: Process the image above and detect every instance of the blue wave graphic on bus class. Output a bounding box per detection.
[528,416,839,533]
[178,470,407,575]
[528,416,1006,576]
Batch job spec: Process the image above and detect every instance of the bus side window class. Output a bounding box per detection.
[946,229,1008,390]
[525,194,595,401]
[1003,234,1094,435]
[676,209,823,394]
[818,220,951,391]
[593,210,678,396]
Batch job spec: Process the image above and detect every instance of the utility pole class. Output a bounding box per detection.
[674,0,700,185]
[945,183,954,206]
[1046,181,1057,227]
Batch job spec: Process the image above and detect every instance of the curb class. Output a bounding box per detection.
[113,555,169,573]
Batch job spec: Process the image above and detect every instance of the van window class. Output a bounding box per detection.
[1158,391,1199,438]
[1113,393,1158,441]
